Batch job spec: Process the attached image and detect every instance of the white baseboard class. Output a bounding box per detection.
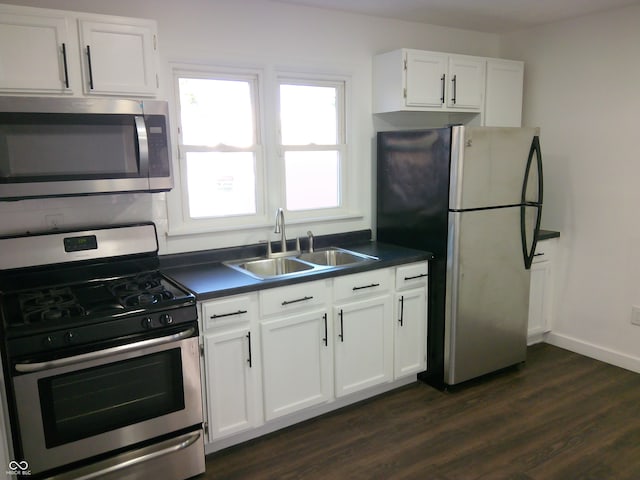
[545,332,640,374]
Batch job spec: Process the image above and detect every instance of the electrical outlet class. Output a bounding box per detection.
[45,214,64,229]
[632,306,640,326]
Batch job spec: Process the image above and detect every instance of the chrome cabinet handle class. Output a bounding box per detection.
[14,327,196,373]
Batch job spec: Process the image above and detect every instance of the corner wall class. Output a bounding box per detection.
[500,4,640,372]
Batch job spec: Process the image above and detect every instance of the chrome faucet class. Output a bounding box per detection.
[307,230,315,252]
[274,208,287,253]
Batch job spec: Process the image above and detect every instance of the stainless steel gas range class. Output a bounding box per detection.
[0,223,205,480]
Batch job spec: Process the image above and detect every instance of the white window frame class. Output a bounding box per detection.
[167,64,268,234]
[166,64,359,239]
[275,73,350,223]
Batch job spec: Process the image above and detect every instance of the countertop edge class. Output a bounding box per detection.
[162,241,432,301]
[537,229,560,241]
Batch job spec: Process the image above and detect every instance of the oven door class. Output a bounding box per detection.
[11,326,203,476]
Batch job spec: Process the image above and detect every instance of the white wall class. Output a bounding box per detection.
[500,4,640,372]
[0,0,499,254]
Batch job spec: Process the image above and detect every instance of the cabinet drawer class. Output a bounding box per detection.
[202,294,256,331]
[260,280,330,317]
[333,268,392,302]
[395,262,429,291]
[532,239,556,264]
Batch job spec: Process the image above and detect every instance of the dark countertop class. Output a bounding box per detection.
[538,229,560,241]
[161,228,558,300]
[161,233,432,301]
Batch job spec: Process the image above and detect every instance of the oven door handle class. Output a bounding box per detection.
[14,327,196,373]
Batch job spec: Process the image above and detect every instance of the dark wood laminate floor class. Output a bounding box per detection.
[202,344,640,479]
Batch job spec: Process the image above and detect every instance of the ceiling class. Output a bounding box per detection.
[271,0,640,33]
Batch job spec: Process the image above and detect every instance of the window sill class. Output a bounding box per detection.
[165,211,364,238]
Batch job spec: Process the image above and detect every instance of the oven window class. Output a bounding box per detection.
[38,349,185,448]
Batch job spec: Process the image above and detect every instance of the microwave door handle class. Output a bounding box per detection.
[134,115,150,177]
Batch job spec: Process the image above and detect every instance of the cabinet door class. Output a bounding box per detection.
[405,50,447,108]
[0,12,73,93]
[528,259,553,342]
[447,55,485,110]
[334,295,393,397]
[204,328,261,441]
[394,288,427,378]
[261,309,332,420]
[79,19,157,96]
[484,59,524,127]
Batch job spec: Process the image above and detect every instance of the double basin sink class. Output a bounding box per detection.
[225,247,378,280]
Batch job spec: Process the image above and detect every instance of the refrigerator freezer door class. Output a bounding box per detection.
[445,207,532,385]
[376,128,451,257]
[450,126,540,210]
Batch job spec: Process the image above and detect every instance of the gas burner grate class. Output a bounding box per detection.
[18,288,86,324]
[110,274,175,308]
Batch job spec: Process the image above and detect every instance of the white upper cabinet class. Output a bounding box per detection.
[0,11,73,94]
[373,48,523,126]
[484,59,524,127]
[404,50,448,108]
[79,19,157,96]
[447,54,485,110]
[0,4,158,97]
[373,49,485,114]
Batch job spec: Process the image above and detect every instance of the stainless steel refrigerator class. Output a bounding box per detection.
[376,126,542,386]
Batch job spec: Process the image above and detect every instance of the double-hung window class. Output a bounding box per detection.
[175,71,263,222]
[278,78,345,213]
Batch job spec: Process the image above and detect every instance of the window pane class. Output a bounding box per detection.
[285,151,339,211]
[280,84,337,145]
[179,78,253,147]
[186,152,256,218]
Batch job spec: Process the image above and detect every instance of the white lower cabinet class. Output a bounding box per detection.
[201,294,263,442]
[333,269,394,397]
[200,261,429,450]
[528,238,557,344]
[394,262,429,378]
[334,296,393,396]
[261,309,332,420]
[259,280,332,421]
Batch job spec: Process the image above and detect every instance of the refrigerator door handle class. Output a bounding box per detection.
[521,136,544,269]
[521,204,542,269]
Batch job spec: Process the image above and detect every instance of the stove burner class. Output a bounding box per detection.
[19,288,86,324]
[111,274,175,307]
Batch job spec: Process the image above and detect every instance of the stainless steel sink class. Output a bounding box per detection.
[225,247,378,280]
[225,256,317,280]
[297,247,377,266]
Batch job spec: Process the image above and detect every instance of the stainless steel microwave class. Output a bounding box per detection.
[0,96,172,201]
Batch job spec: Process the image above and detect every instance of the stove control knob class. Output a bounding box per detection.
[142,317,153,329]
[159,313,174,326]
[43,336,54,347]
[64,332,74,343]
